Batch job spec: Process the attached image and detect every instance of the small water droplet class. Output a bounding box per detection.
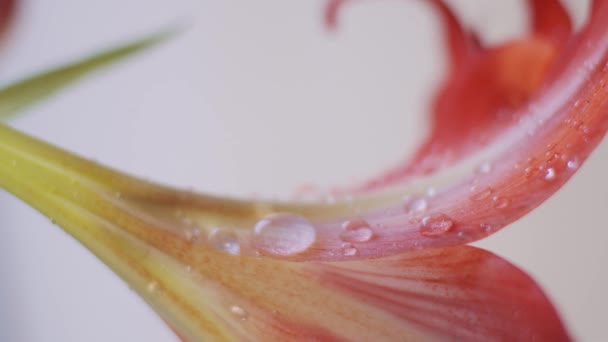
[208,228,240,255]
[340,220,374,243]
[469,186,493,201]
[147,281,159,293]
[426,187,437,197]
[567,157,580,170]
[574,99,581,108]
[230,305,248,320]
[405,197,428,213]
[477,162,492,174]
[492,196,510,209]
[420,213,454,237]
[185,265,192,273]
[185,227,202,243]
[253,213,316,256]
[544,167,556,181]
[480,223,493,233]
[341,243,358,256]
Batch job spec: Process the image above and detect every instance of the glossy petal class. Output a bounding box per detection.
[0,137,570,339]
[1,3,607,265]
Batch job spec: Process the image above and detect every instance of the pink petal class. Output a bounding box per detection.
[313,245,570,340]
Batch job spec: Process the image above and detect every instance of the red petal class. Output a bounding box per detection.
[322,0,577,193]
[315,245,570,340]
[0,0,15,40]
[529,0,573,44]
[264,1,608,261]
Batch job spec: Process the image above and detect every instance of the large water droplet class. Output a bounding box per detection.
[341,243,358,256]
[253,213,316,256]
[208,228,241,255]
[340,220,374,243]
[230,305,248,320]
[420,213,454,236]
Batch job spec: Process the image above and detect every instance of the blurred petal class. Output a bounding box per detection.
[0,30,175,120]
[529,0,573,44]
[325,0,575,190]
[0,0,16,43]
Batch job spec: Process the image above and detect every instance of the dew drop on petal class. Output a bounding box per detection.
[477,161,492,174]
[544,167,556,181]
[492,196,511,209]
[208,228,241,255]
[185,227,202,242]
[147,281,159,293]
[340,220,374,243]
[420,213,454,237]
[230,305,248,320]
[567,157,580,170]
[469,186,493,201]
[253,213,316,256]
[404,196,428,213]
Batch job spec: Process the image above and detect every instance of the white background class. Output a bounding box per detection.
[0,0,606,341]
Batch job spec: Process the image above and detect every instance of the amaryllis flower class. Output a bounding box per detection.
[1,0,608,340]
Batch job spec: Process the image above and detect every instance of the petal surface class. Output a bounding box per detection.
[0,141,572,339]
[0,2,606,264]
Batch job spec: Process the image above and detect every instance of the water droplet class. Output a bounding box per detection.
[147,281,159,293]
[574,99,581,108]
[477,162,492,174]
[253,213,316,256]
[208,228,240,255]
[492,196,510,209]
[185,227,202,243]
[340,220,374,243]
[341,243,358,256]
[420,213,454,236]
[544,167,556,181]
[480,223,493,233]
[230,305,248,320]
[567,157,580,170]
[404,197,428,213]
[426,187,437,197]
[469,186,493,201]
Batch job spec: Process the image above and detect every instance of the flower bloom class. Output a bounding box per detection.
[1,0,608,340]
